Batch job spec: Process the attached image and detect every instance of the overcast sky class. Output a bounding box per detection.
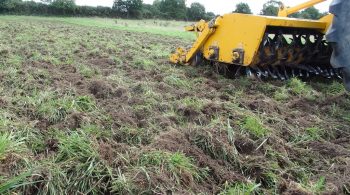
[75,0,331,15]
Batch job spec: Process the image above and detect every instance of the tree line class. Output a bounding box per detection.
[234,1,327,20]
[0,0,215,20]
[0,0,327,20]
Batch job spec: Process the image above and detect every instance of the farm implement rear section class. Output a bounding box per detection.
[170,0,350,90]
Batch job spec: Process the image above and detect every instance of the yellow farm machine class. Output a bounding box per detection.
[170,0,350,90]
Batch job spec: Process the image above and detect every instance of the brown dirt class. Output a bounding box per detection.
[234,136,256,155]
[242,95,282,115]
[0,154,23,178]
[35,119,50,131]
[14,50,350,193]
[98,141,120,166]
[279,180,312,195]
[306,141,350,158]
[152,130,246,193]
[45,138,59,154]
[177,105,201,122]
[52,112,86,130]
[88,80,114,99]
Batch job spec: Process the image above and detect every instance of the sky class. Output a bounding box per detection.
[75,0,331,15]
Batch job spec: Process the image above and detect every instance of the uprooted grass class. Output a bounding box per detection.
[220,182,262,195]
[0,132,26,160]
[241,116,269,139]
[0,16,349,194]
[15,90,97,124]
[110,150,208,194]
[139,151,207,184]
[22,130,114,194]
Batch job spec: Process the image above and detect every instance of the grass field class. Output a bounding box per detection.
[0,15,349,194]
[0,15,195,39]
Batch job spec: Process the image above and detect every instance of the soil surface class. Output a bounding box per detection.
[0,17,349,194]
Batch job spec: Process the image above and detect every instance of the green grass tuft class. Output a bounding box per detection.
[111,169,136,194]
[291,126,324,143]
[311,176,326,194]
[190,129,238,164]
[74,95,96,112]
[116,126,152,145]
[24,130,114,194]
[242,116,269,138]
[168,152,203,182]
[287,78,316,100]
[0,171,32,194]
[78,64,99,78]
[288,78,307,95]
[139,151,207,184]
[0,132,25,160]
[305,127,323,140]
[326,81,345,95]
[274,86,290,101]
[133,57,156,70]
[164,75,191,89]
[180,96,205,111]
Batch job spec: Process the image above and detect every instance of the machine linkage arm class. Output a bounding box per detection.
[170,18,219,65]
[278,0,327,17]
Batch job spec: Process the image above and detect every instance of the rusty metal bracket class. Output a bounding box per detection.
[232,48,244,64]
[209,46,219,60]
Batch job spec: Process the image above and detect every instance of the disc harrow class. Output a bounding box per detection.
[211,29,342,81]
[170,1,347,87]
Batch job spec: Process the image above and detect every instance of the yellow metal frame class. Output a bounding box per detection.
[278,0,327,17]
[170,20,217,64]
[203,14,329,66]
[170,0,333,67]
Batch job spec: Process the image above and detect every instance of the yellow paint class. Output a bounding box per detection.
[203,14,329,66]
[170,0,333,67]
[319,14,334,34]
[278,0,327,17]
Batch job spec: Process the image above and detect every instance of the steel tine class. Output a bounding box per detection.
[292,68,296,77]
[267,66,277,79]
[274,67,285,80]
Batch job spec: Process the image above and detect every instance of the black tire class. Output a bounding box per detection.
[327,0,350,91]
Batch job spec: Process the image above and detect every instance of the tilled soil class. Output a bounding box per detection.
[0,17,349,194]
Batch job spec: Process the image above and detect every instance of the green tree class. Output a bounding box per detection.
[234,2,252,14]
[204,11,215,20]
[187,2,206,21]
[142,3,159,18]
[113,0,127,17]
[51,0,76,15]
[300,6,324,19]
[40,0,53,3]
[113,0,143,18]
[152,0,161,9]
[158,0,186,20]
[261,0,281,16]
[289,12,301,18]
[0,0,22,11]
